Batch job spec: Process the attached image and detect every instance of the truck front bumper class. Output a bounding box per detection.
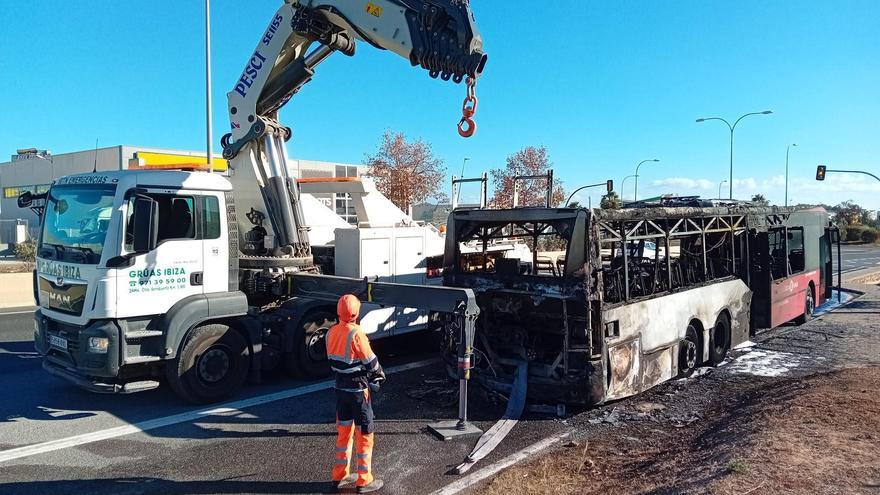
[41,360,158,394]
[34,310,159,394]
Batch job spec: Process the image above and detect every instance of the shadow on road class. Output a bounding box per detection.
[0,476,340,495]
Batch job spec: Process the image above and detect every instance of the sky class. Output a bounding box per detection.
[1,1,879,209]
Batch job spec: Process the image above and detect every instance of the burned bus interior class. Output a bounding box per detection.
[442,203,834,405]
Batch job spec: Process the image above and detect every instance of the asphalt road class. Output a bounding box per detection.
[0,312,566,495]
[839,243,880,274]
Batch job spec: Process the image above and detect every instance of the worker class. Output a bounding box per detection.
[326,294,386,493]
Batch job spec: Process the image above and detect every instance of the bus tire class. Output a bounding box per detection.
[678,323,700,378]
[795,286,815,325]
[165,323,250,404]
[709,313,731,366]
[293,310,335,378]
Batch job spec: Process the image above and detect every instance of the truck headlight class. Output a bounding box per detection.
[88,337,109,354]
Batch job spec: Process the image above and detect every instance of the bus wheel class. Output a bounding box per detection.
[166,324,250,404]
[795,288,815,325]
[709,314,731,366]
[678,324,700,378]
[292,310,335,378]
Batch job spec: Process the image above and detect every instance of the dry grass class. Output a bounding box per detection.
[482,368,880,495]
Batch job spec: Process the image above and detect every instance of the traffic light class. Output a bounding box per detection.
[816,165,827,181]
[606,180,614,193]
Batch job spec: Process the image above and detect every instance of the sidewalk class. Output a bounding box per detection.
[0,272,34,309]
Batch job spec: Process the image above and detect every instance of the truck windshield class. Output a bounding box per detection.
[39,184,116,264]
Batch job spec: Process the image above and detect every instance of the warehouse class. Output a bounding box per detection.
[0,146,364,249]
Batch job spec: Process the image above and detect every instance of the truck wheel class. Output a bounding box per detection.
[288,310,335,378]
[709,313,731,366]
[166,324,250,403]
[795,287,815,325]
[677,324,700,378]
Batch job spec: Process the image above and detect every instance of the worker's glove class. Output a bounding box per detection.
[368,373,385,393]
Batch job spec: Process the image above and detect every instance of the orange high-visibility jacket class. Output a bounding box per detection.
[326,295,382,392]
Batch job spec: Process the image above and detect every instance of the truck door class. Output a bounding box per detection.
[198,192,228,294]
[116,190,205,319]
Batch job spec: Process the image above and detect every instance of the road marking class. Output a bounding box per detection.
[0,358,436,464]
[0,310,35,316]
[430,430,570,495]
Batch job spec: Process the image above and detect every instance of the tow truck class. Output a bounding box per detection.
[21,0,486,408]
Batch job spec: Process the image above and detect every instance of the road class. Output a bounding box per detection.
[839,243,880,274]
[0,311,565,495]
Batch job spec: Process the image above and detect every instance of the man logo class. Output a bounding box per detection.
[56,277,65,287]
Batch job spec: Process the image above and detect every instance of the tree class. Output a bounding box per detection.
[833,200,863,226]
[364,130,448,210]
[567,201,581,209]
[489,146,564,208]
[751,194,770,206]
[600,191,622,209]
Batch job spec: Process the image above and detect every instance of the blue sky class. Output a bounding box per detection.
[2,1,879,208]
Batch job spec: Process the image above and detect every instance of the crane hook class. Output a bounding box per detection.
[457,77,478,138]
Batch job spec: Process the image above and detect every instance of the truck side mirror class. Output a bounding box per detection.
[132,197,159,253]
[17,191,33,208]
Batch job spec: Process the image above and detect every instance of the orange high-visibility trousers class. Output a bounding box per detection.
[332,389,375,487]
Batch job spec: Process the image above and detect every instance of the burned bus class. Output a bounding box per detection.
[440,205,834,405]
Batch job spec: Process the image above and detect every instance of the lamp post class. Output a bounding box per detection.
[718,179,727,199]
[620,174,637,202]
[696,110,773,199]
[455,157,471,204]
[633,159,660,201]
[205,0,213,173]
[785,143,797,207]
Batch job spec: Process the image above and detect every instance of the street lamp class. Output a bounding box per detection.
[718,179,727,199]
[696,110,773,199]
[620,174,637,202]
[785,143,797,207]
[455,157,471,204]
[633,159,660,201]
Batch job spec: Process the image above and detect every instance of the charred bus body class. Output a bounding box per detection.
[440,205,834,405]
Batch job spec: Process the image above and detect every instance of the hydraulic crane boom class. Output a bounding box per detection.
[221,0,486,267]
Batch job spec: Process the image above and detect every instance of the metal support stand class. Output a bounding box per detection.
[428,313,482,440]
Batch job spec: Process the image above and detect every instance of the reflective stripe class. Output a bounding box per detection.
[356,453,370,459]
[337,419,354,426]
[336,386,366,392]
[343,329,356,361]
[327,353,356,364]
[332,365,366,374]
[336,447,350,453]
[335,459,349,465]
[357,467,370,473]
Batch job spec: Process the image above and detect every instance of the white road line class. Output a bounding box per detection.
[430,430,570,495]
[0,310,36,316]
[0,358,436,464]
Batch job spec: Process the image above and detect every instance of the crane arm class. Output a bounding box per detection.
[221,0,486,263]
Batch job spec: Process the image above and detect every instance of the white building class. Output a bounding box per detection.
[0,146,365,249]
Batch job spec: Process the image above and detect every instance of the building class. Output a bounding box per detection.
[0,146,365,246]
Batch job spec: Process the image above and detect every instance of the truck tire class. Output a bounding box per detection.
[165,323,250,403]
[708,313,731,366]
[288,310,335,378]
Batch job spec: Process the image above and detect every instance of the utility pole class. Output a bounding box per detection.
[785,143,797,206]
[696,110,773,199]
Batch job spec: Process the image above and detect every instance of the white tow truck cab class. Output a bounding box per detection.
[30,169,444,400]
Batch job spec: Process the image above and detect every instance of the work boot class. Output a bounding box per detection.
[356,479,384,493]
[334,474,357,491]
